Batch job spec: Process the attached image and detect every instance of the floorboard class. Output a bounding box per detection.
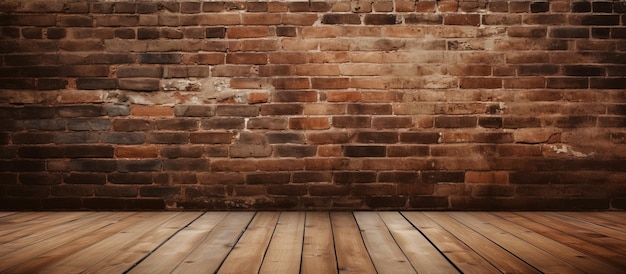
[0,211,624,274]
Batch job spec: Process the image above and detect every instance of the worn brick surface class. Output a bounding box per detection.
[0,0,624,210]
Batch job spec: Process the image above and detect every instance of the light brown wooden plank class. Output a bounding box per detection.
[560,212,626,232]
[172,212,255,274]
[448,212,584,274]
[84,212,203,274]
[259,212,305,274]
[32,212,184,274]
[402,211,500,274]
[425,212,539,274]
[589,212,626,226]
[0,212,135,272]
[0,212,91,245]
[0,212,17,218]
[330,212,377,274]
[518,212,626,255]
[495,212,626,270]
[128,212,228,274]
[473,212,624,274]
[354,212,416,274]
[552,212,626,240]
[380,212,459,274]
[301,212,338,274]
[217,212,280,274]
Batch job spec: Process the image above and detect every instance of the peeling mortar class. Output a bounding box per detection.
[547,144,595,158]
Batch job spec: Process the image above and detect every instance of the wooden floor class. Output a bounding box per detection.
[0,212,625,274]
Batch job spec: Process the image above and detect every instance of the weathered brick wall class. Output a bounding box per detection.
[0,0,625,210]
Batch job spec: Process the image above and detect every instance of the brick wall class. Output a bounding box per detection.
[1,0,625,210]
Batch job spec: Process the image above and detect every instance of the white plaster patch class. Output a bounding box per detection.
[547,144,595,158]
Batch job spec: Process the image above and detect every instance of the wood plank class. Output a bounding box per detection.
[259,212,306,274]
[84,212,203,274]
[330,212,376,274]
[518,212,626,254]
[379,212,459,274]
[560,212,626,237]
[402,211,500,274]
[353,212,416,274]
[0,212,90,245]
[448,212,584,274]
[0,212,17,218]
[472,212,624,274]
[495,212,626,270]
[28,212,181,274]
[424,212,539,274]
[590,212,626,226]
[172,212,255,274]
[128,212,228,274]
[0,212,135,272]
[301,212,338,274]
[217,212,280,274]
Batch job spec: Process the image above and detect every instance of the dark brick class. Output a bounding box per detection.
[423,171,465,184]
[163,159,211,171]
[76,77,117,90]
[12,133,54,144]
[309,184,349,196]
[216,105,259,117]
[113,119,153,131]
[550,28,589,38]
[364,14,397,25]
[347,104,392,115]
[599,116,626,127]
[292,171,332,183]
[101,132,145,144]
[580,15,620,26]
[409,196,449,209]
[94,185,137,197]
[206,27,226,38]
[479,117,503,128]
[67,119,110,131]
[435,116,477,128]
[83,198,126,210]
[364,196,407,208]
[274,145,317,157]
[267,184,307,196]
[117,160,162,172]
[160,146,204,158]
[51,184,94,196]
[572,2,591,12]
[530,2,549,13]
[137,27,159,39]
[321,14,361,25]
[70,159,116,172]
[593,1,613,13]
[400,132,441,144]
[547,78,589,89]
[334,171,377,184]
[344,145,386,157]
[104,104,131,117]
[266,133,304,144]
[405,14,443,24]
[54,133,99,144]
[590,78,626,89]
[356,132,398,143]
[19,107,56,119]
[156,119,198,130]
[64,173,107,184]
[139,53,182,64]
[118,78,160,91]
[563,65,605,76]
[137,3,159,13]
[276,26,296,37]
[246,173,291,184]
[42,198,81,209]
[189,132,233,144]
[333,116,370,128]
[379,171,419,183]
[260,104,303,115]
[108,173,153,184]
[19,146,65,158]
[0,198,41,210]
[19,173,61,185]
[146,133,189,144]
[140,186,181,197]
[201,118,244,129]
[387,146,429,157]
[24,119,65,131]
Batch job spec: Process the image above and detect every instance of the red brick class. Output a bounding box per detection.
[226,53,267,65]
[289,117,330,130]
[131,105,173,117]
